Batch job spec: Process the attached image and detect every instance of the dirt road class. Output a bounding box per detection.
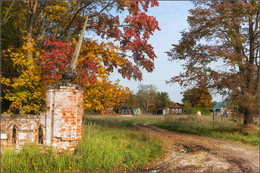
[134,122,259,172]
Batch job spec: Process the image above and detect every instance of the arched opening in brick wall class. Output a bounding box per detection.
[12,125,17,144]
[38,126,43,144]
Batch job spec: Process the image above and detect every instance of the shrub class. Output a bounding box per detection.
[193,107,211,115]
[184,103,211,115]
[183,103,194,114]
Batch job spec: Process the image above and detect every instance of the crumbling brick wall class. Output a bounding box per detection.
[1,84,84,152]
[1,114,45,148]
[45,84,84,152]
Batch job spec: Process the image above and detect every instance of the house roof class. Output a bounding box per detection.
[120,104,128,108]
[168,105,184,109]
[212,102,227,109]
[159,103,184,110]
[120,104,137,109]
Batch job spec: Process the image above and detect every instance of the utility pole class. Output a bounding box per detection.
[221,95,224,122]
[213,108,215,129]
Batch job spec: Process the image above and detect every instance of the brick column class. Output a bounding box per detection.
[45,83,84,152]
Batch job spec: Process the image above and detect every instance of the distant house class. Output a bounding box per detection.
[157,103,184,115]
[210,102,230,116]
[133,107,142,115]
[118,104,132,116]
[118,104,142,116]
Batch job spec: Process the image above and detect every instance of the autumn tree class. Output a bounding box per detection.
[167,1,259,125]
[126,93,139,109]
[1,1,160,114]
[1,37,45,114]
[136,84,159,113]
[84,79,131,115]
[182,87,213,109]
[1,2,25,111]
[1,1,160,80]
[211,101,218,107]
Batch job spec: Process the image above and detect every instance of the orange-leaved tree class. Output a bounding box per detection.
[73,39,131,114]
[84,79,131,115]
[182,87,213,109]
[40,38,131,115]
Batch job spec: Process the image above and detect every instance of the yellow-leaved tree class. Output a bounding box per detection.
[2,36,131,115]
[1,36,45,114]
[75,40,131,115]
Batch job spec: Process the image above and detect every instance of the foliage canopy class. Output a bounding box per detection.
[1,1,160,114]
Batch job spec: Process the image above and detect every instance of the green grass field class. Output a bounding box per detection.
[152,114,259,146]
[2,114,258,172]
[87,114,259,146]
[1,118,163,172]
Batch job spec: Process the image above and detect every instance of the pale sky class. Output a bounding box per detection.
[109,1,222,103]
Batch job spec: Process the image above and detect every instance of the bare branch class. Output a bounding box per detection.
[59,1,116,40]
[58,1,94,39]
[2,0,15,24]
[89,1,116,18]
[32,1,47,31]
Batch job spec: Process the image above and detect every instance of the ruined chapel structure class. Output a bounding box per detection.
[1,83,84,152]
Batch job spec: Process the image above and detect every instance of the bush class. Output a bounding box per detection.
[183,103,194,114]
[184,103,210,115]
[193,107,211,115]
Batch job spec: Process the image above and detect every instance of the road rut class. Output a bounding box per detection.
[134,122,259,172]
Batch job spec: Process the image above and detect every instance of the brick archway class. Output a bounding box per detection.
[8,124,19,145]
[38,125,44,144]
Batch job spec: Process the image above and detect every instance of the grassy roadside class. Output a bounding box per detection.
[151,115,259,146]
[1,118,163,172]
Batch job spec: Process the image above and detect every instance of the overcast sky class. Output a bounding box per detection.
[109,1,222,103]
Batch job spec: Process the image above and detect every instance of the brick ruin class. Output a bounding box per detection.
[1,114,45,147]
[1,84,84,152]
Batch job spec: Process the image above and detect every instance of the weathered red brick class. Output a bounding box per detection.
[1,84,83,153]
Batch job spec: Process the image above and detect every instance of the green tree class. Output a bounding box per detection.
[183,103,194,115]
[167,1,259,125]
[156,92,170,109]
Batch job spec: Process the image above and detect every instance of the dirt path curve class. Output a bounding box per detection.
[134,122,259,172]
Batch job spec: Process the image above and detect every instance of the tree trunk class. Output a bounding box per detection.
[243,109,254,125]
[26,1,38,60]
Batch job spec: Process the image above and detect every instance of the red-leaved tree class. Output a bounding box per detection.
[39,38,97,86]
[167,1,259,125]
